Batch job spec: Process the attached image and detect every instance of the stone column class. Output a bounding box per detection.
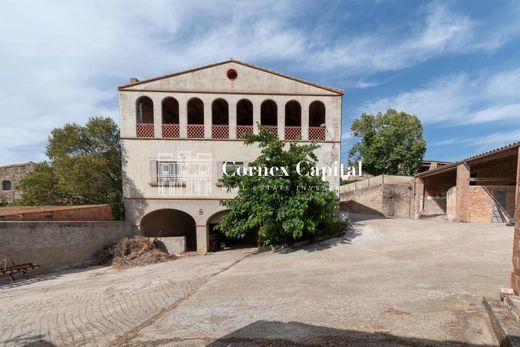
[277,100,284,139]
[153,95,162,138]
[512,147,520,293]
[414,177,424,220]
[302,100,309,140]
[253,102,261,134]
[179,96,187,138]
[204,100,211,139]
[229,99,237,139]
[455,163,470,222]
[196,225,208,254]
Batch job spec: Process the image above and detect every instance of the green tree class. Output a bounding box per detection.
[348,109,426,176]
[18,117,123,219]
[217,126,343,246]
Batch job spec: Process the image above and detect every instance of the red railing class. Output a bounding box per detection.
[309,127,326,141]
[236,125,253,139]
[285,126,301,140]
[162,124,180,138]
[136,123,154,138]
[212,125,229,139]
[263,126,278,136]
[187,124,205,139]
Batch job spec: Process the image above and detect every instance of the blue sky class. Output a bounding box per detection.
[1,0,519,165]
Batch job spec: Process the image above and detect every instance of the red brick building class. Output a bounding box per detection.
[414,143,518,224]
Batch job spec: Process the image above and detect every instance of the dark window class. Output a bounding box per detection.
[162,97,179,124]
[309,101,325,127]
[237,99,253,125]
[285,100,301,126]
[212,99,229,125]
[2,180,12,191]
[261,100,277,125]
[187,98,204,124]
[136,96,154,124]
[227,69,238,80]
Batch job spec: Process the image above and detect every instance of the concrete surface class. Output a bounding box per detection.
[0,217,514,346]
[483,297,520,347]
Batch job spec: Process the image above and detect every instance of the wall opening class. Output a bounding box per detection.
[285,100,301,126]
[309,101,325,126]
[260,100,277,126]
[162,97,179,124]
[2,180,12,191]
[136,96,154,124]
[237,99,253,125]
[212,98,229,125]
[207,210,258,251]
[140,209,197,251]
[187,98,204,124]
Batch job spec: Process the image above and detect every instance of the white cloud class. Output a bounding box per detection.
[0,1,518,165]
[360,68,520,125]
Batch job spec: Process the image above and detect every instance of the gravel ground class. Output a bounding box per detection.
[0,216,513,346]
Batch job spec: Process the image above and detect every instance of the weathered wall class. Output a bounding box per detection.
[0,221,137,273]
[340,185,384,216]
[468,185,515,223]
[511,147,520,294]
[446,187,456,221]
[0,205,113,221]
[340,183,412,218]
[423,193,447,215]
[0,162,36,204]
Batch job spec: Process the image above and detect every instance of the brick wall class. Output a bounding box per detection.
[468,186,515,223]
[456,164,470,222]
[0,205,113,221]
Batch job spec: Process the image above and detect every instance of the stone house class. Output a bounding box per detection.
[119,59,343,254]
[0,162,36,205]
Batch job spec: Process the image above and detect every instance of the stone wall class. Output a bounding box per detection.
[0,221,138,273]
[340,183,412,218]
[0,162,36,204]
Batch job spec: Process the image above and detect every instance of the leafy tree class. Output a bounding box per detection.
[19,117,123,219]
[217,126,344,246]
[348,109,426,176]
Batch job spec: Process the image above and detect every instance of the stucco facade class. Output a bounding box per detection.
[119,60,343,253]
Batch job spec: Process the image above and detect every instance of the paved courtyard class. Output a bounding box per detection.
[0,217,514,346]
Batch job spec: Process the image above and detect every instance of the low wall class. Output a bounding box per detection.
[340,183,412,218]
[0,221,138,273]
[446,187,456,221]
[0,204,113,221]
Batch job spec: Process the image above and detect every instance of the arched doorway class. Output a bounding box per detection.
[207,210,258,251]
[140,209,197,251]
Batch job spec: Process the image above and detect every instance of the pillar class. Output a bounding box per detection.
[204,101,211,139]
[153,95,162,138]
[455,163,470,222]
[196,225,208,254]
[414,177,424,220]
[302,101,309,140]
[229,99,237,139]
[253,102,261,134]
[179,96,187,138]
[277,100,284,139]
[512,147,520,293]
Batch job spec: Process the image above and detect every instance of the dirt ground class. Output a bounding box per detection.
[0,216,513,346]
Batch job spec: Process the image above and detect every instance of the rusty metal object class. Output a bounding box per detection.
[0,256,40,283]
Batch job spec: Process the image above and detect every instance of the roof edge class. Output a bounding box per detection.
[118,59,344,95]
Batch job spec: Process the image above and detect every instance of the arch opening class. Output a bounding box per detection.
[162,97,179,124]
[260,100,277,126]
[285,100,301,126]
[212,98,229,125]
[236,99,253,125]
[207,210,258,252]
[140,209,197,252]
[309,101,325,127]
[187,98,204,124]
[136,96,154,124]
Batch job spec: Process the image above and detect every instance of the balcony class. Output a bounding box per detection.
[211,125,229,139]
[236,125,253,139]
[187,124,205,139]
[309,127,326,141]
[162,124,180,139]
[136,124,154,138]
[285,126,301,140]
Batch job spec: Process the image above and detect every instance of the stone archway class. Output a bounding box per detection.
[140,209,197,252]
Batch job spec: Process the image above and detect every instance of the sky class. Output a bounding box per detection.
[1,0,519,165]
